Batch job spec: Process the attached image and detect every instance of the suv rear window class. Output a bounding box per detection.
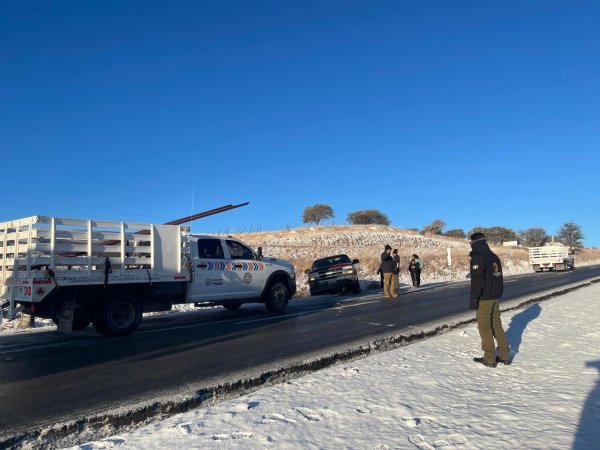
[312,255,351,270]
[197,239,224,259]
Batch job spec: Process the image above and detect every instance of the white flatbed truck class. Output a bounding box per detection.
[528,245,574,272]
[0,215,296,336]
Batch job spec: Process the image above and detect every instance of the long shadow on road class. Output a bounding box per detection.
[574,360,600,450]
[505,303,541,361]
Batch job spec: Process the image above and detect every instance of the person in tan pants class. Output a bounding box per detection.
[380,245,397,297]
[469,232,510,367]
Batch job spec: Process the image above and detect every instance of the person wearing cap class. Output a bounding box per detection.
[380,245,397,298]
[469,232,510,368]
[392,249,401,295]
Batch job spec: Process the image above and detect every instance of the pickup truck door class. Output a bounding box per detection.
[224,239,265,298]
[193,238,231,300]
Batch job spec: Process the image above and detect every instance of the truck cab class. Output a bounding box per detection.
[188,235,296,311]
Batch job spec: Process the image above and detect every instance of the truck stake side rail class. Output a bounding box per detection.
[1,215,189,319]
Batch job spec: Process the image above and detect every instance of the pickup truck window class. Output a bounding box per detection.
[226,240,255,260]
[312,254,351,270]
[197,239,224,259]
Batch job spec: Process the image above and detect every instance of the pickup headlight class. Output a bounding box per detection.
[343,268,355,275]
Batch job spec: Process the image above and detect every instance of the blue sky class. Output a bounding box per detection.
[1,1,599,246]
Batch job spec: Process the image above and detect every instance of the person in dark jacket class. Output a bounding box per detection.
[469,232,510,367]
[392,249,401,295]
[380,245,397,297]
[408,254,421,288]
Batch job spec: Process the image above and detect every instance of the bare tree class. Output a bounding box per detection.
[518,227,548,247]
[302,204,334,226]
[557,221,584,248]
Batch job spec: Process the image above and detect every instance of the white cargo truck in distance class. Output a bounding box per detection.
[528,245,574,272]
[0,215,296,336]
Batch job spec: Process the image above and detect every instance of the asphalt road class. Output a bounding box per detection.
[1,265,599,439]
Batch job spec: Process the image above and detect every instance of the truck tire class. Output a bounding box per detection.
[92,295,142,337]
[265,281,289,313]
[223,302,241,311]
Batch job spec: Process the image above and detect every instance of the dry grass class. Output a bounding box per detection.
[231,226,600,297]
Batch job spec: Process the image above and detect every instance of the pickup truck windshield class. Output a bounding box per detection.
[312,255,351,270]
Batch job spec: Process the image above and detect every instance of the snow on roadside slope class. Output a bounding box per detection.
[70,282,600,450]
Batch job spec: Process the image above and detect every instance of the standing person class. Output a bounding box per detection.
[413,254,422,288]
[408,255,417,288]
[380,245,397,298]
[469,232,510,368]
[392,249,401,295]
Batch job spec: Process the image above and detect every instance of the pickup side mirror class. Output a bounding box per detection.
[256,246,263,260]
[304,269,311,275]
[352,259,360,265]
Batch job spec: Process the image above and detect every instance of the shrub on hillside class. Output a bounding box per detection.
[468,226,518,245]
[445,229,466,239]
[347,210,390,225]
[421,219,446,235]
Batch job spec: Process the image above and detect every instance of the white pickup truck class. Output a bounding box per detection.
[528,245,574,272]
[0,215,296,336]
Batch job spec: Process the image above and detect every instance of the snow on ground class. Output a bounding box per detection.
[69,282,600,450]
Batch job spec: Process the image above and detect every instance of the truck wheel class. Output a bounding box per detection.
[92,295,142,337]
[223,302,241,311]
[265,282,289,313]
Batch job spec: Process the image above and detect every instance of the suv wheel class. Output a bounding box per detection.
[265,281,289,313]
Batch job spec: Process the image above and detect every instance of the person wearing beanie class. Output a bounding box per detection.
[380,245,397,297]
[469,232,510,367]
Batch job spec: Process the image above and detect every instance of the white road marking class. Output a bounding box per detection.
[335,300,379,309]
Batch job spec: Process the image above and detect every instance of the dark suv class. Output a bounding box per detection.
[305,254,361,296]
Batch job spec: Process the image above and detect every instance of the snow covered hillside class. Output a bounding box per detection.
[69,281,600,450]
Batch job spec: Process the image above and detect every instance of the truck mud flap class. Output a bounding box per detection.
[56,291,77,333]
